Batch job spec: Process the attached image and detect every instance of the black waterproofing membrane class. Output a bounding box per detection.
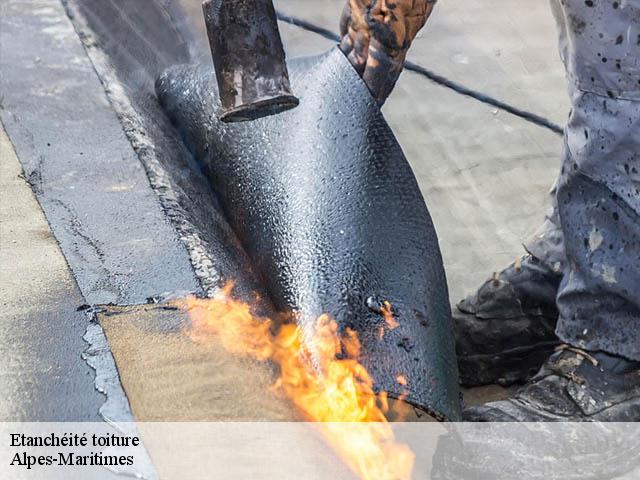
[64,0,460,421]
[157,48,461,421]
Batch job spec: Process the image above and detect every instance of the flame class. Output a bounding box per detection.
[181,282,415,480]
[377,301,399,340]
[381,301,400,330]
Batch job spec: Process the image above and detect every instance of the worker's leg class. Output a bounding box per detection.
[487,91,640,367]
[548,0,640,361]
[555,89,640,361]
[464,0,640,420]
[456,0,640,387]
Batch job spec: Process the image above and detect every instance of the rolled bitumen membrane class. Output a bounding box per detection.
[157,48,461,421]
[62,0,460,420]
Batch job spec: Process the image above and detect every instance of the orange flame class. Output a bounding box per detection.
[377,301,399,340]
[181,282,415,480]
[381,301,400,331]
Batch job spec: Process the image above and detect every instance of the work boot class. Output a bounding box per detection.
[455,254,562,387]
[464,346,640,421]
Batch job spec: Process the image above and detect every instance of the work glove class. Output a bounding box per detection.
[339,0,436,105]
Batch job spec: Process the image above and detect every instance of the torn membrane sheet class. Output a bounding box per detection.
[157,48,461,421]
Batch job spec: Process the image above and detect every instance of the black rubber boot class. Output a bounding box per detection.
[464,346,640,421]
[455,255,562,386]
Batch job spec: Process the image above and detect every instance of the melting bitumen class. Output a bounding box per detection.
[156,48,461,421]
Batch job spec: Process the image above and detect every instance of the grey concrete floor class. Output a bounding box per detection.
[0,126,104,421]
[180,0,569,302]
[0,0,197,423]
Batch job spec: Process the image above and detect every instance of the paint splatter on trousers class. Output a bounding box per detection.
[527,0,640,360]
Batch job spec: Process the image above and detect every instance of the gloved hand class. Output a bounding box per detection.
[339,0,436,105]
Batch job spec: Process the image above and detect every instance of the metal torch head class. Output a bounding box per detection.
[202,0,299,123]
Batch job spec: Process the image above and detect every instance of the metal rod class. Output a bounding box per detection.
[203,0,299,123]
